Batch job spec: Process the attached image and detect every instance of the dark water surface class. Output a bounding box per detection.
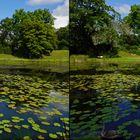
[70,64,140,140]
[0,68,69,140]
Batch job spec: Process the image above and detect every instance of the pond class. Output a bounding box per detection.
[0,69,69,140]
[70,63,140,140]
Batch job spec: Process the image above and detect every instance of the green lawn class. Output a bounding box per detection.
[98,51,140,63]
[0,50,69,72]
[43,50,69,61]
[70,51,140,63]
[70,51,140,71]
[2,50,140,72]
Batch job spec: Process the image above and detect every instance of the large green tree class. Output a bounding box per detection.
[70,0,120,57]
[124,5,140,34]
[0,18,13,53]
[120,5,140,51]
[56,26,69,50]
[14,19,56,58]
[0,9,57,58]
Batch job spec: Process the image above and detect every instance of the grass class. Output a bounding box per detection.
[0,50,69,60]
[44,50,69,60]
[2,50,140,72]
[70,51,140,71]
[0,50,69,72]
[101,51,140,63]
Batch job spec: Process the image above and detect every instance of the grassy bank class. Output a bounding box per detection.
[70,51,140,71]
[0,50,69,72]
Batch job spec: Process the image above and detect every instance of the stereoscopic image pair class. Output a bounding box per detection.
[0,0,140,140]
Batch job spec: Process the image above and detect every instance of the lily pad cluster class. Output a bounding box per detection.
[70,73,140,140]
[0,74,69,139]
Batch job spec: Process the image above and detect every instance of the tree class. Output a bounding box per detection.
[120,5,140,51]
[124,5,140,35]
[0,9,57,58]
[0,18,14,53]
[70,0,120,57]
[14,19,57,58]
[56,26,69,50]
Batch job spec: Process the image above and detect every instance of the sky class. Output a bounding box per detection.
[0,0,69,29]
[106,0,140,18]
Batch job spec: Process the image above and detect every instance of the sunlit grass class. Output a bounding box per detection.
[0,50,69,72]
[70,51,140,71]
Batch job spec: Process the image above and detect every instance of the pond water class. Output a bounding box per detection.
[0,69,69,140]
[70,64,140,140]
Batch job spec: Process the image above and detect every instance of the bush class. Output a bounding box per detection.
[0,44,12,54]
[129,49,140,55]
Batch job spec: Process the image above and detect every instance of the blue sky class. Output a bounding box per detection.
[0,0,69,28]
[106,0,140,17]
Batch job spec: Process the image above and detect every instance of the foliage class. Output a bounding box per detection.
[14,19,56,58]
[70,0,120,57]
[121,5,140,53]
[0,9,57,58]
[124,5,140,34]
[128,48,140,55]
[0,44,11,54]
[56,26,69,50]
[0,73,69,139]
[71,73,140,139]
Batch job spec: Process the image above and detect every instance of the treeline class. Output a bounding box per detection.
[70,0,140,57]
[0,9,69,58]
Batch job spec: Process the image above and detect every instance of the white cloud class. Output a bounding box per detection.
[27,0,69,28]
[114,4,130,14]
[53,0,69,16]
[28,0,63,5]
[53,0,69,29]
[54,16,68,29]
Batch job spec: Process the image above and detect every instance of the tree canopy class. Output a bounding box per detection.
[70,0,120,57]
[56,26,69,50]
[124,5,140,34]
[0,9,57,58]
[119,4,140,54]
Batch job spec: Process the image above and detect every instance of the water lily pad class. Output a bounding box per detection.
[49,133,57,139]
[38,135,45,140]
[56,132,63,137]
[41,121,50,126]
[39,116,47,120]
[23,136,32,140]
[0,130,3,134]
[14,125,21,129]
[27,118,35,124]
[0,114,4,117]
[22,125,30,129]
[2,120,10,124]
[53,123,61,127]
[4,127,11,133]
[38,129,47,134]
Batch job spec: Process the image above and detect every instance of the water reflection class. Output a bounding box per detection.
[0,69,69,140]
[70,64,140,140]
